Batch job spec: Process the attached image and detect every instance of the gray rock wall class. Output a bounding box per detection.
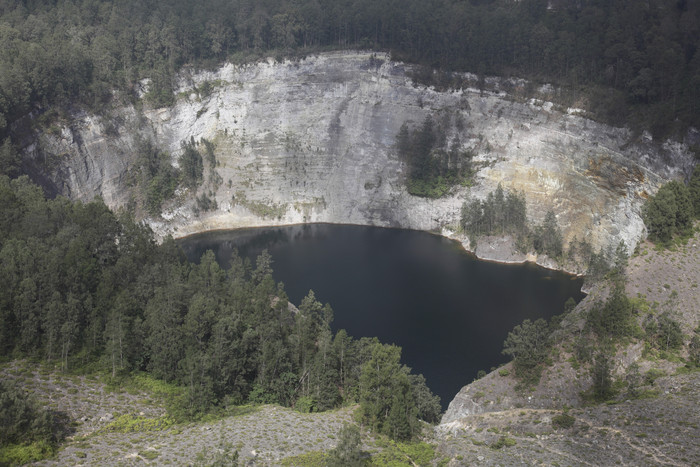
[27,51,695,263]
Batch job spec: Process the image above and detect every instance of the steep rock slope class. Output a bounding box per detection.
[438,229,700,465]
[27,51,694,260]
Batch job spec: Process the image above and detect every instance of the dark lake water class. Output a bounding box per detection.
[179,224,585,410]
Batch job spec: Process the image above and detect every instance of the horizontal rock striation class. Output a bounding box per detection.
[26,51,694,263]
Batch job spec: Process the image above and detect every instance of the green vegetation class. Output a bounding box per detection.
[461,185,571,264]
[532,211,564,259]
[644,312,684,352]
[126,135,219,216]
[551,413,575,429]
[590,353,615,402]
[396,117,474,198]
[127,138,180,216]
[1,0,698,146]
[0,139,21,178]
[490,436,517,450]
[194,439,241,466]
[371,439,436,466]
[461,184,527,243]
[0,175,438,440]
[138,449,160,461]
[690,166,700,218]
[502,318,552,387]
[587,286,638,340]
[281,450,327,467]
[358,344,440,441]
[690,327,700,367]
[643,180,695,245]
[102,414,176,433]
[180,138,204,189]
[326,424,365,467]
[0,379,64,464]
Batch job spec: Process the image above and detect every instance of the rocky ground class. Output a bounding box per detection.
[3,233,698,466]
[5,359,697,466]
[1,362,359,466]
[436,372,699,466]
[30,52,694,259]
[626,235,700,335]
[438,228,700,466]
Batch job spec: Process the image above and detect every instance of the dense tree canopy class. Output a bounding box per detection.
[0,379,64,463]
[1,0,699,142]
[461,184,528,240]
[0,176,439,438]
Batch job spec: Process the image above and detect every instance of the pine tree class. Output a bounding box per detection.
[667,181,693,233]
[688,165,700,218]
[643,183,678,243]
[592,353,614,401]
[359,343,417,439]
[327,424,365,467]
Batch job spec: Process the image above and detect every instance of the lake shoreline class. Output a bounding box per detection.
[178,223,586,409]
[173,221,586,279]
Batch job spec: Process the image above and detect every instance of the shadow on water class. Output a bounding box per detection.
[179,223,585,410]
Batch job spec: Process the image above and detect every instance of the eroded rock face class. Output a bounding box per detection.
[26,51,694,262]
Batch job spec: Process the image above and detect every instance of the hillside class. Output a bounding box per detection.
[0,231,696,466]
[1,1,699,464]
[21,52,695,271]
[439,228,700,465]
[1,0,699,139]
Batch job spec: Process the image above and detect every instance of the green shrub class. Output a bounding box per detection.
[139,449,160,460]
[0,440,55,465]
[102,414,175,433]
[587,286,636,339]
[294,396,316,413]
[502,318,551,386]
[0,379,60,462]
[591,354,616,402]
[490,436,517,449]
[643,181,694,244]
[281,451,327,466]
[644,368,665,385]
[327,424,365,467]
[372,439,435,466]
[551,413,575,429]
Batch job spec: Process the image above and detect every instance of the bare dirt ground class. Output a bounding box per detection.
[626,233,700,335]
[1,362,357,466]
[436,371,700,466]
[435,228,700,466]
[4,231,698,466]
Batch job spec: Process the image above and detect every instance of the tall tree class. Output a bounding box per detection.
[502,318,551,382]
[359,343,417,440]
[690,165,700,218]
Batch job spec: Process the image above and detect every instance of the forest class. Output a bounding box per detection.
[1,0,699,144]
[0,175,441,445]
[460,184,565,260]
[1,0,700,462]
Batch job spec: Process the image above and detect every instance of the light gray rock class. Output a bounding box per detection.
[25,51,695,265]
[20,50,699,425]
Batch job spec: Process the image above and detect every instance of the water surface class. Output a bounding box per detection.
[179,224,584,409]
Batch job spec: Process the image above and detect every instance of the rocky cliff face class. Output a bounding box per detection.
[26,51,694,263]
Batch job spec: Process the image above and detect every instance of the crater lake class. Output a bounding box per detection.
[179,224,585,409]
